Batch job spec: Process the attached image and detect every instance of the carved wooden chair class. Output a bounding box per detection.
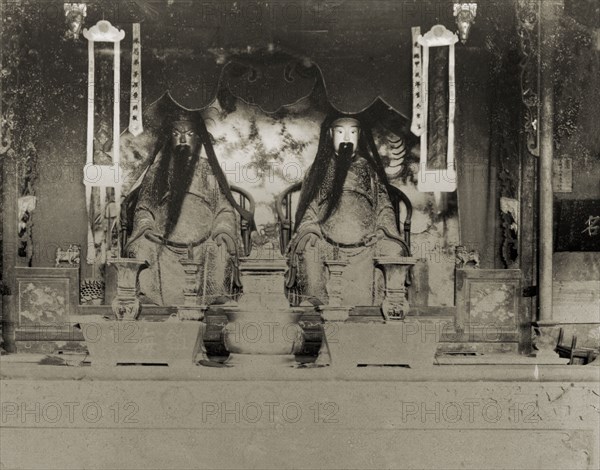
[555,328,599,365]
[120,184,255,257]
[275,182,413,255]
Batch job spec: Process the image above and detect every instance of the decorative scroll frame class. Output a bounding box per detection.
[416,25,459,193]
[82,21,125,264]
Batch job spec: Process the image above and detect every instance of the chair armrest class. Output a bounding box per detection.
[387,185,413,255]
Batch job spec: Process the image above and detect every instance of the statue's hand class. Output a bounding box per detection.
[142,227,156,239]
[363,229,386,247]
[143,229,164,246]
[212,231,237,255]
[369,227,407,252]
[294,228,322,253]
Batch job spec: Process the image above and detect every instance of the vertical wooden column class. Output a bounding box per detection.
[537,0,558,321]
[1,154,18,352]
[1,0,17,352]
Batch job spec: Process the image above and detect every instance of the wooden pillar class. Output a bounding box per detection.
[1,154,18,352]
[537,0,558,321]
[0,0,17,352]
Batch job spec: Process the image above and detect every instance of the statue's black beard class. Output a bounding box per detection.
[163,145,199,238]
[320,143,354,222]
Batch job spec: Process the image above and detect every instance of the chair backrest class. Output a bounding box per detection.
[119,184,255,257]
[555,328,599,365]
[229,185,255,257]
[387,185,412,254]
[275,182,412,255]
[275,181,302,255]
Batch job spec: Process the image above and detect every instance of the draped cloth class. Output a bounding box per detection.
[455,48,496,267]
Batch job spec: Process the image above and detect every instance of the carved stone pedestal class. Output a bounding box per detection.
[72,316,205,367]
[108,258,148,320]
[321,260,351,321]
[321,319,439,372]
[178,258,206,321]
[237,258,290,310]
[375,257,418,320]
[323,259,347,307]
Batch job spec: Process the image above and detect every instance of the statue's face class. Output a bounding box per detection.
[330,118,360,156]
[171,121,200,153]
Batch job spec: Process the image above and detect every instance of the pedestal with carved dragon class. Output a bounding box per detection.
[375,257,418,320]
[109,258,148,320]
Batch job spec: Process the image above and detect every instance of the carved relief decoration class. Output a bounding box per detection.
[1,2,41,267]
[517,0,540,157]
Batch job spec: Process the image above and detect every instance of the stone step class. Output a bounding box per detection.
[437,342,519,355]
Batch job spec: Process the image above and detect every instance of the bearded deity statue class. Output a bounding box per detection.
[123,110,254,306]
[285,115,410,309]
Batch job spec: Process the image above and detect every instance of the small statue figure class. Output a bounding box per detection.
[455,245,480,269]
[453,3,477,45]
[64,3,87,41]
[55,244,81,267]
[252,223,279,250]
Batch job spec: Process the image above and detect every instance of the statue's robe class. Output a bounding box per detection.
[292,155,404,307]
[125,153,240,306]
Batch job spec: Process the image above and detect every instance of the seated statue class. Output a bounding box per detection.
[286,115,409,308]
[124,109,254,306]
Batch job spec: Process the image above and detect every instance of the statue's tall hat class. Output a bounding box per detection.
[169,108,197,124]
[330,116,361,128]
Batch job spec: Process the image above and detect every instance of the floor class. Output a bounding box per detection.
[1,353,599,469]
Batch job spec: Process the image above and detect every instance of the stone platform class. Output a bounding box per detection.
[1,356,598,470]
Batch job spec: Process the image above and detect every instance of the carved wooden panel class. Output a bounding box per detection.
[14,267,81,350]
[455,269,522,343]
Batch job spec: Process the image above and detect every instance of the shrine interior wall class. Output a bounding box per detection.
[551,27,600,326]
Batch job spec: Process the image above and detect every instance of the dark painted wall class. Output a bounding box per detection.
[551,17,600,322]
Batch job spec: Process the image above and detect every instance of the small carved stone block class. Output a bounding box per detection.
[455,245,480,269]
[55,244,81,267]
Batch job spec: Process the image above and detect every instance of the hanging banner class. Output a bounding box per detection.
[128,23,143,136]
[417,24,458,193]
[410,26,424,136]
[83,20,125,265]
